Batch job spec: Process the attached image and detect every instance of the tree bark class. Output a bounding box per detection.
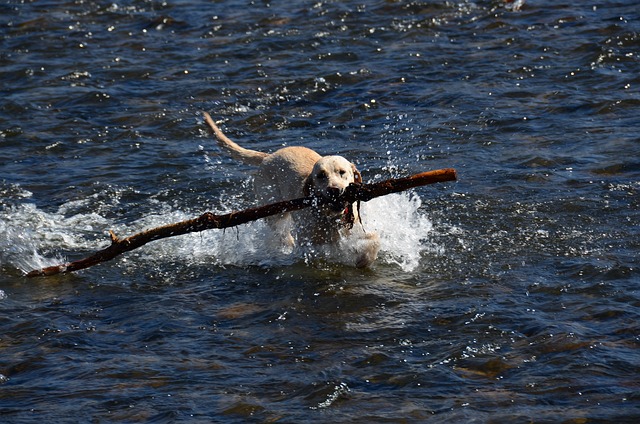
[25,168,456,277]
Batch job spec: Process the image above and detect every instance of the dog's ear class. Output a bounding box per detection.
[352,163,362,184]
[303,175,314,197]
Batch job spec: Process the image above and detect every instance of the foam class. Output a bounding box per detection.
[0,187,435,275]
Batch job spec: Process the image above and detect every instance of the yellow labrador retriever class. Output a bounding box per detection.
[203,112,380,268]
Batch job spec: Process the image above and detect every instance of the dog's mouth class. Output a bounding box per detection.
[311,194,356,229]
[319,192,348,214]
[309,187,356,224]
[322,187,344,202]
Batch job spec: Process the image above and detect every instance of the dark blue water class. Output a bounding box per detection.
[1,0,639,422]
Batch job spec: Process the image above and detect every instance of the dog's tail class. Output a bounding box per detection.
[203,111,268,166]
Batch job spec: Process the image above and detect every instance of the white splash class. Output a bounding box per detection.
[0,187,434,274]
[0,201,108,274]
[353,192,433,271]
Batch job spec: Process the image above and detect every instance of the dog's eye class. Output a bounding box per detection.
[339,170,346,176]
[317,171,327,180]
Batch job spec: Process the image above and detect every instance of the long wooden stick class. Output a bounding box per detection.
[25,168,456,277]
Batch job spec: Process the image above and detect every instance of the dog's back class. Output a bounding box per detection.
[255,146,321,203]
[203,111,321,202]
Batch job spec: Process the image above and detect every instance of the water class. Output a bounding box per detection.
[1,0,639,422]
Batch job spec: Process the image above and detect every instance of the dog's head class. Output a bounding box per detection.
[303,155,361,212]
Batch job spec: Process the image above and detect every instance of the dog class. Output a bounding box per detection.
[203,111,380,268]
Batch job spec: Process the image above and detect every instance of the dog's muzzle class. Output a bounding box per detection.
[323,187,348,213]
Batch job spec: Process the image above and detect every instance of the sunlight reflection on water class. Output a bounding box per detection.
[1,0,639,422]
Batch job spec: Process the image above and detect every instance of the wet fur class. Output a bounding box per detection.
[203,112,380,268]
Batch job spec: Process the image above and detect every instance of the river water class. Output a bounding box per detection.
[1,0,639,422]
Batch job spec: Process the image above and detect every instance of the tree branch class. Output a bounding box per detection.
[25,168,456,277]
